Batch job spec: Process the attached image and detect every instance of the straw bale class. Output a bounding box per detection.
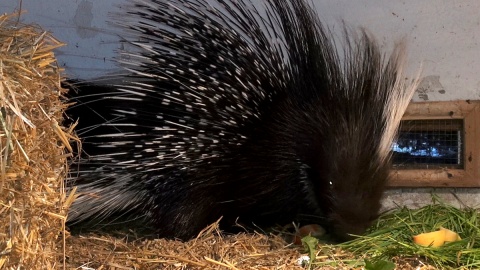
[0,12,74,269]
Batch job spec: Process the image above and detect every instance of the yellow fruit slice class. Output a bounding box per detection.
[440,227,461,242]
[413,230,446,247]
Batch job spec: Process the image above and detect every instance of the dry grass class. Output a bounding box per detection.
[65,221,307,270]
[62,220,439,270]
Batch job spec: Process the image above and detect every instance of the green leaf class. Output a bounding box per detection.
[301,235,319,268]
[364,259,396,270]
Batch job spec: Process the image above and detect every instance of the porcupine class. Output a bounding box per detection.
[65,0,417,241]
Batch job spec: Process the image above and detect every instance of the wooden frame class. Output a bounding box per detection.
[389,100,480,187]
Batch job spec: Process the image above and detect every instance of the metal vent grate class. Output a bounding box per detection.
[392,119,463,169]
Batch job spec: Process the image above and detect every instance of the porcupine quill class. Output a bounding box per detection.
[65,0,418,241]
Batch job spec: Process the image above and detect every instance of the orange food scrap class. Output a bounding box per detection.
[413,227,461,247]
[440,227,461,242]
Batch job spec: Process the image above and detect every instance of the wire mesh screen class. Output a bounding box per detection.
[392,119,464,169]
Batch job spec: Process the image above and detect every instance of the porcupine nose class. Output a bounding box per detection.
[330,217,372,242]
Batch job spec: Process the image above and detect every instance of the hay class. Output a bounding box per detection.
[0,12,74,269]
[65,221,306,270]
[62,221,436,270]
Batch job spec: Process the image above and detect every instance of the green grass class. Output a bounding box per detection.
[311,195,480,269]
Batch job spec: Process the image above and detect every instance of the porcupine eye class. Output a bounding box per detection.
[301,165,335,224]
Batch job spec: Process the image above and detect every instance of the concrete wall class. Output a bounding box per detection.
[2,0,480,209]
[3,0,479,101]
[1,0,122,79]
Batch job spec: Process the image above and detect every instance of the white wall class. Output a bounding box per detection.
[315,1,480,102]
[2,0,480,101]
[1,0,122,79]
